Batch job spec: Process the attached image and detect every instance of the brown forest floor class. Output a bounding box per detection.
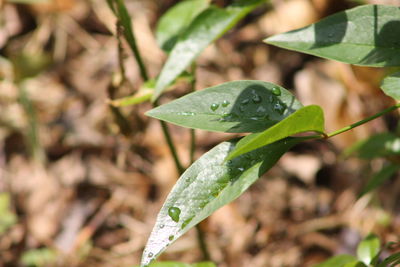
[1,0,400,266]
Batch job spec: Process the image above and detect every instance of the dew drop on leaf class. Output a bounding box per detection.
[210,103,219,111]
[273,102,286,114]
[148,252,154,257]
[168,235,174,241]
[252,94,262,103]
[168,206,181,222]
[159,224,164,229]
[241,99,250,105]
[222,100,230,107]
[271,86,281,96]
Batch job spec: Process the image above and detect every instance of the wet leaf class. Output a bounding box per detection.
[140,137,302,266]
[146,80,303,133]
[357,234,380,265]
[227,105,324,160]
[156,0,210,52]
[381,71,400,100]
[152,0,264,101]
[265,5,400,67]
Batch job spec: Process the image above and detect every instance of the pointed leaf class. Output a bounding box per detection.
[141,137,302,266]
[152,0,264,101]
[265,5,400,67]
[313,255,359,267]
[381,72,400,100]
[378,252,400,267]
[357,234,381,265]
[227,105,324,160]
[156,0,210,52]
[360,163,400,196]
[147,80,303,133]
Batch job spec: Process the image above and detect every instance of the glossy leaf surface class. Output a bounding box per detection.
[360,164,400,196]
[156,0,210,52]
[140,138,302,266]
[357,234,380,265]
[313,255,359,267]
[265,5,400,67]
[227,105,324,160]
[153,0,263,101]
[381,71,400,100]
[147,80,303,133]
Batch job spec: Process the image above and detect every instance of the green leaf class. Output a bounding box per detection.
[381,71,400,100]
[134,261,216,267]
[152,0,264,101]
[141,137,302,266]
[265,5,400,67]
[378,252,400,267]
[156,0,210,52]
[360,163,400,196]
[146,80,303,133]
[357,234,381,265]
[313,255,359,267]
[109,79,155,107]
[345,132,400,159]
[343,261,367,267]
[227,105,324,160]
[21,248,58,267]
[0,193,17,234]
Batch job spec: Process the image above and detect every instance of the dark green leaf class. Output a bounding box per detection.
[357,234,380,265]
[141,137,302,266]
[156,0,210,52]
[360,164,400,196]
[152,0,264,101]
[345,133,400,159]
[313,255,359,267]
[146,80,303,133]
[378,252,400,267]
[381,72,400,100]
[227,105,324,160]
[265,5,400,67]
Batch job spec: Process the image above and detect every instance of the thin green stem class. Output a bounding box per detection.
[196,224,211,261]
[326,102,400,138]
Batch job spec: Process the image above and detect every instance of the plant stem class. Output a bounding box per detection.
[326,102,400,138]
[189,64,197,164]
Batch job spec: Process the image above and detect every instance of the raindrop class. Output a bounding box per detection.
[159,224,165,229]
[252,94,262,104]
[168,206,181,222]
[273,103,286,114]
[256,106,266,114]
[271,86,281,96]
[168,235,174,241]
[210,103,219,111]
[222,100,230,107]
[179,111,195,116]
[241,99,250,105]
[237,167,245,172]
[148,252,154,258]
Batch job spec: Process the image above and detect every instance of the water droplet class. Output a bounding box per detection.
[179,111,195,116]
[271,87,281,96]
[222,100,230,107]
[256,106,266,114]
[159,224,165,229]
[269,95,275,103]
[168,206,181,222]
[210,103,219,111]
[252,94,262,104]
[148,252,154,257]
[241,99,250,105]
[168,235,174,241]
[237,167,245,172]
[273,103,286,114]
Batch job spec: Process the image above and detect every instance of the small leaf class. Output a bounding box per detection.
[134,261,216,267]
[227,105,325,160]
[357,233,381,265]
[152,0,264,101]
[378,252,400,267]
[345,133,400,159]
[109,80,155,107]
[140,137,302,266]
[360,163,400,196]
[146,80,303,133]
[313,255,359,267]
[265,5,400,67]
[156,0,210,52]
[381,71,400,100]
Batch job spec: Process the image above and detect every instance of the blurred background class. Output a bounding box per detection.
[1,0,400,266]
